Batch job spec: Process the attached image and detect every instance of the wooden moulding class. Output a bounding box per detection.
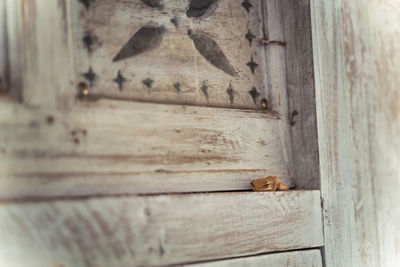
[281,0,320,190]
[0,0,321,198]
[0,98,293,198]
[0,191,323,267]
[187,249,323,267]
[310,0,359,266]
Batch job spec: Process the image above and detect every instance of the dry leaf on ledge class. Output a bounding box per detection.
[251,176,289,191]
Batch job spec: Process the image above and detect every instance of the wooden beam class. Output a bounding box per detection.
[261,0,295,188]
[186,249,323,267]
[310,0,359,266]
[0,0,6,93]
[13,0,75,107]
[0,191,323,267]
[0,99,293,198]
[2,0,23,100]
[281,0,320,189]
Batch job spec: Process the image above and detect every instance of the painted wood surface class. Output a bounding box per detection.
[2,0,23,100]
[0,191,323,267]
[340,2,380,266]
[71,0,270,109]
[187,249,323,267]
[0,98,294,198]
[261,0,295,189]
[313,0,400,266]
[342,1,400,266]
[10,0,75,107]
[282,0,319,189]
[311,1,359,266]
[0,0,6,94]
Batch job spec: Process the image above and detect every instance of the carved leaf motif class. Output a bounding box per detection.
[141,0,164,9]
[186,0,218,18]
[188,30,238,77]
[113,25,167,62]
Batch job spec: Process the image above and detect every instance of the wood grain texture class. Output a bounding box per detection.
[261,0,295,187]
[310,1,358,266]
[281,0,319,189]
[0,191,323,267]
[313,1,400,266]
[13,0,75,107]
[0,98,293,198]
[187,249,323,267]
[341,2,380,266]
[0,0,6,94]
[342,1,400,266]
[2,0,23,100]
[70,0,269,109]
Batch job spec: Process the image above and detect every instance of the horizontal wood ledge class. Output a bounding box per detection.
[185,249,323,267]
[0,190,323,267]
[0,98,295,198]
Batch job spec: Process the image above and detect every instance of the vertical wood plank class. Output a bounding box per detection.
[341,1,380,266]
[15,0,75,107]
[310,0,359,266]
[313,0,400,266]
[262,0,295,187]
[342,1,400,266]
[281,0,320,189]
[3,0,23,100]
[0,191,323,267]
[0,0,6,93]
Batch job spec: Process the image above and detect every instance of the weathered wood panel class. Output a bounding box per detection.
[340,2,380,266]
[0,98,293,198]
[187,249,323,267]
[70,0,281,110]
[261,0,295,188]
[310,1,358,266]
[0,0,6,95]
[282,0,319,189]
[1,0,23,100]
[0,191,323,267]
[10,0,75,107]
[341,1,400,266]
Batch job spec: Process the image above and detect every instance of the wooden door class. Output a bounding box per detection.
[0,0,323,266]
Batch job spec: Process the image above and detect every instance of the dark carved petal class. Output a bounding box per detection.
[249,87,260,104]
[188,30,238,77]
[141,0,164,9]
[113,24,167,62]
[187,0,218,18]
